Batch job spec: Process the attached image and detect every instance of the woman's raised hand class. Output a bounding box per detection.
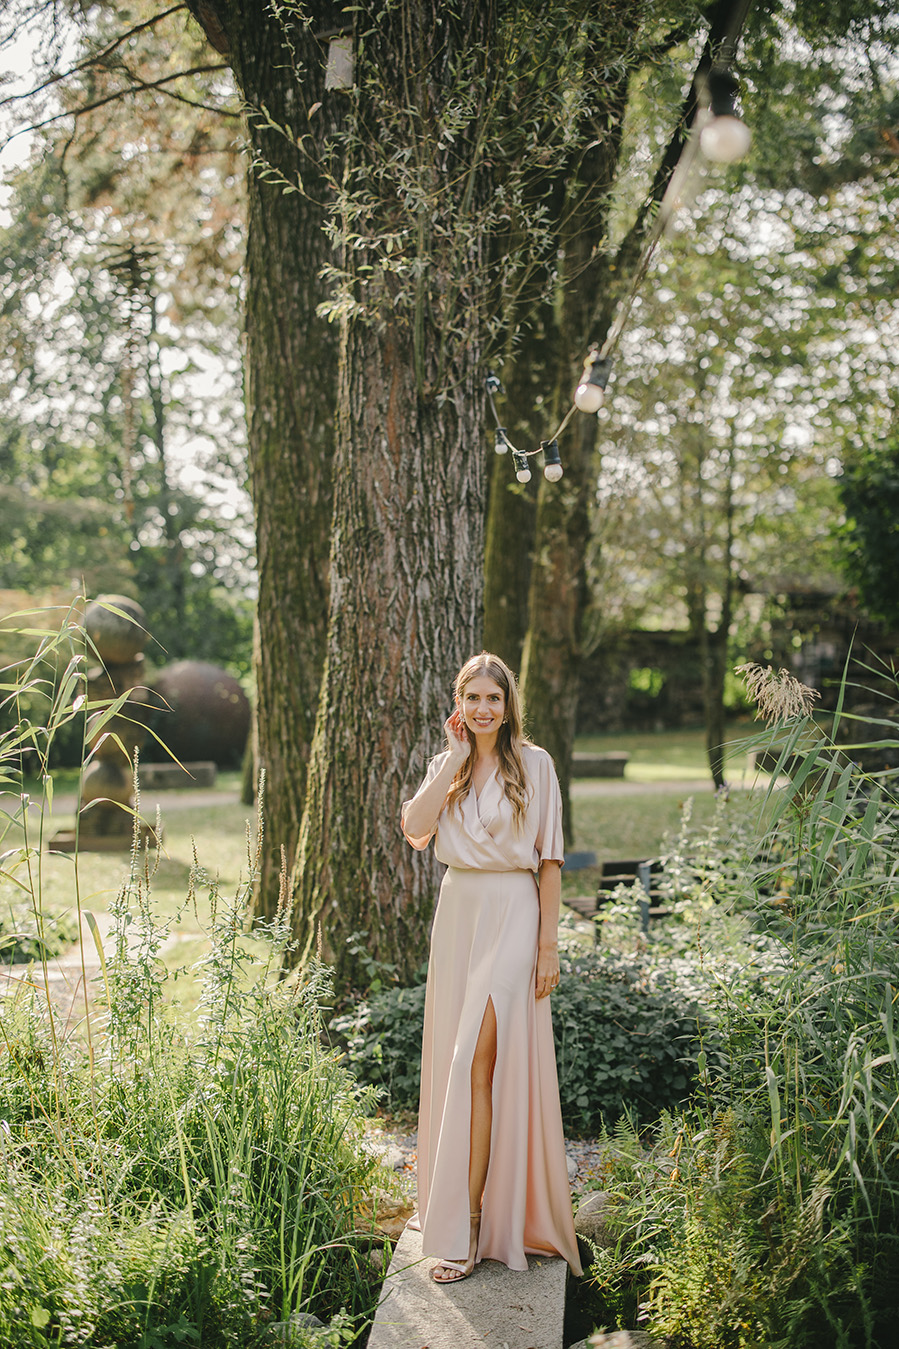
[444,709,472,763]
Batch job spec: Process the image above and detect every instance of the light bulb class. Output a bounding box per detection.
[574,381,605,414]
[512,449,532,483]
[541,438,563,482]
[494,427,509,455]
[700,116,751,164]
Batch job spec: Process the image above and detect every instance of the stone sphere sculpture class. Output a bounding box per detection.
[84,594,146,664]
[150,661,251,767]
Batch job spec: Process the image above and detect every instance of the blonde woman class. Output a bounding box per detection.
[402,652,581,1284]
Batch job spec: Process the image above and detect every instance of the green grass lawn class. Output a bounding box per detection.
[4,730,779,993]
[13,772,250,923]
[3,772,259,1014]
[575,720,764,782]
[565,723,776,899]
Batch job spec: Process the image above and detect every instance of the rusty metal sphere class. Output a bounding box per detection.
[150,660,251,766]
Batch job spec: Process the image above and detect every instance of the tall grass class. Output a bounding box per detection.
[583,671,899,1349]
[0,607,385,1347]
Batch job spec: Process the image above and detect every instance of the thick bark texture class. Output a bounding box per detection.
[289,1,494,993]
[188,1,342,916]
[291,329,487,991]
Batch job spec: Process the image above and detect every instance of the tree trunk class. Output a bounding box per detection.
[290,327,487,993]
[703,443,737,788]
[519,105,629,843]
[483,324,554,671]
[288,0,494,995]
[188,2,343,917]
[483,445,534,674]
[704,622,730,789]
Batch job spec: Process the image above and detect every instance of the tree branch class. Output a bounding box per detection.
[2,65,235,146]
[110,58,241,117]
[614,0,754,276]
[0,4,188,109]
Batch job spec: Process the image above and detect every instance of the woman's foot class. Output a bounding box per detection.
[431,1211,481,1284]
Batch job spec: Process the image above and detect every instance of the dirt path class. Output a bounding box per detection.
[35,788,242,823]
[570,774,772,797]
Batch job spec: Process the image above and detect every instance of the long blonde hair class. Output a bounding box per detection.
[445,652,532,829]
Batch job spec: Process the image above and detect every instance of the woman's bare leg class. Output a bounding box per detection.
[432,997,496,1284]
[469,996,497,1213]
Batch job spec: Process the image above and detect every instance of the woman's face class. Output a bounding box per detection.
[458,675,506,738]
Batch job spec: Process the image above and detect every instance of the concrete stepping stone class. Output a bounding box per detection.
[369,1222,568,1349]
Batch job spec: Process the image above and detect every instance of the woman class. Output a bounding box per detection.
[401,652,582,1284]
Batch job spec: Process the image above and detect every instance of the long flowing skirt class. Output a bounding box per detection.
[416,866,582,1274]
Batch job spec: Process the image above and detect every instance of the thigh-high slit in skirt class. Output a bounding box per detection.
[415,866,581,1274]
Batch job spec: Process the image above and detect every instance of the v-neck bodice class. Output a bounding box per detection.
[473,766,499,811]
[401,744,565,873]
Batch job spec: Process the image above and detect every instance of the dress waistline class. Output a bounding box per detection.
[444,865,535,878]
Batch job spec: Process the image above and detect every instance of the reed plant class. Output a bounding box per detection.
[583,666,899,1348]
[0,606,385,1347]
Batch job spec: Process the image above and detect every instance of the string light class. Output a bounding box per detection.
[574,352,612,414]
[486,374,567,481]
[485,57,751,486]
[542,439,563,482]
[512,449,531,484]
[700,68,751,163]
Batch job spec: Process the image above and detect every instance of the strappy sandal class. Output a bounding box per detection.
[431,1211,481,1284]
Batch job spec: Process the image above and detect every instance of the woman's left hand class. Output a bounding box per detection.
[535,944,560,1000]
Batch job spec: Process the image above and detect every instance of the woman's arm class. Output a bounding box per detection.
[401,714,470,844]
[535,859,561,999]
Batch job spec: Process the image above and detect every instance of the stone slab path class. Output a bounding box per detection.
[368,1222,568,1349]
[0,906,114,1027]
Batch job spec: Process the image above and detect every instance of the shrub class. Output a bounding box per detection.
[332,982,426,1110]
[580,675,899,1349]
[0,609,387,1346]
[332,896,740,1132]
[0,890,78,963]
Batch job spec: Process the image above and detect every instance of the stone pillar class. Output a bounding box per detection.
[51,595,150,853]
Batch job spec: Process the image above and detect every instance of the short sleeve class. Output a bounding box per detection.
[401,753,447,850]
[531,748,565,866]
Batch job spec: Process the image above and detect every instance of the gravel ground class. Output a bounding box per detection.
[362,1119,615,1205]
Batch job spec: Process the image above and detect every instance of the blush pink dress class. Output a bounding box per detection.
[401,744,582,1275]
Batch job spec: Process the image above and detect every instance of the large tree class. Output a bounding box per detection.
[11,0,897,993]
[179,0,701,989]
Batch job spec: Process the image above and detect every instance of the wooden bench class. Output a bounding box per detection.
[572,751,630,778]
[138,761,217,789]
[566,859,670,931]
